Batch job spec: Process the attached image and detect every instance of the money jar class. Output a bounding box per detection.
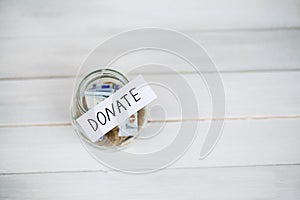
[71,69,146,149]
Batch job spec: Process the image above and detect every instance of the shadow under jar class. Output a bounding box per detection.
[71,69,147,150]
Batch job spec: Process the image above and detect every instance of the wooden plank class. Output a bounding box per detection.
[0,0,299,38]
[1,30,300,78]
[0,126,105,173]
[0,119,299,174]
[0,165,299,200]
[0,71,299,125]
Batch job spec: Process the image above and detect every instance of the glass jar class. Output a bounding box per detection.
[71,69,147,150]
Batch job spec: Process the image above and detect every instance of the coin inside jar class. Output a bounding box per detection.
[72,69,147,149]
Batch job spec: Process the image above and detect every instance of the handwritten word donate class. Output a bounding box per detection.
[76,75,157,142]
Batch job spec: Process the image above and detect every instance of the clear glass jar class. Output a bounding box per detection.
[71,69,147,150]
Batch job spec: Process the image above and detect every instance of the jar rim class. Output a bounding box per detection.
[76,68,129,114]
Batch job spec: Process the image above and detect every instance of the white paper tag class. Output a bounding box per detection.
[76,75,157,142]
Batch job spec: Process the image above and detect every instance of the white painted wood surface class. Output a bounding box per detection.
[1,0,299,37]
[0,119,299,174]
[0,0,300,199]
[0,71,299,125]
[0,166,299,200]
[1,30,300,78]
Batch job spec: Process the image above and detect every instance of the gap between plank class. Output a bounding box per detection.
[148,115,300,123]
[0,26,300,40]
[1,163,299,176]
[0,115,300,128]
[1,68,300,81]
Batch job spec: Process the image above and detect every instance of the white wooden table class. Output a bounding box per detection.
[0,0,300,199]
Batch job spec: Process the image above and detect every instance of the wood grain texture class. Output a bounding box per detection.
[0,71,299,125]
[0,165,299,200]
[1,0,299,38]
[1,0,300,78]
[1,30,300,78]
[0,119,299,174]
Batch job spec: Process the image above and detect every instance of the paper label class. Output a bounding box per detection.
[76,75,157,142]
